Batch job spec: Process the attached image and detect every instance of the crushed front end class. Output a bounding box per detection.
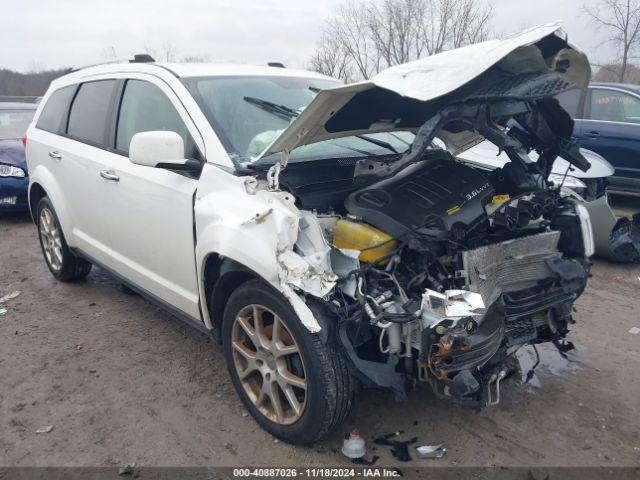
[246,25,595,408]
[310,74,593,407]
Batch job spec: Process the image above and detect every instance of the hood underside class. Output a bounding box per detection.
[257,23,590,160]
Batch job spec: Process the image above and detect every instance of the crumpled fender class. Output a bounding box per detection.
[194,164,334,332]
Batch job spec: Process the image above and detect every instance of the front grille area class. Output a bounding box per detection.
[461,231,562,306]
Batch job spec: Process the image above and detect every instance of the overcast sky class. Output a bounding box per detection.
[1,0,612,73]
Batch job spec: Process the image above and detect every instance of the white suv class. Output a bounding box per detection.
[27,25,594,444]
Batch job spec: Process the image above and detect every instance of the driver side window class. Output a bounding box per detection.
[116,79,198,158]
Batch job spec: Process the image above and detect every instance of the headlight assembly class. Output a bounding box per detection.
[0,164,26,178]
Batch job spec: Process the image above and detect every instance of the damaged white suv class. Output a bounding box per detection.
[27,24,594,444]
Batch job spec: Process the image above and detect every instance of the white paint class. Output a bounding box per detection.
[129,131,185,167]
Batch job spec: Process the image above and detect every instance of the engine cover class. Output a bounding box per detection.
[345,158,494,238]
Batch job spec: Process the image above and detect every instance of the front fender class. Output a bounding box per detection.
[194,164,322,333]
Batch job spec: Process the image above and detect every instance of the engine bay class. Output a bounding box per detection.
[266,80,593,407]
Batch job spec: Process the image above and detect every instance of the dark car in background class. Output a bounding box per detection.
[0,102,37,213]
[557,83,640,196]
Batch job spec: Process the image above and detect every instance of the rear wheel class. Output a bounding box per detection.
[37,197,92,281]
[222,279,353,444]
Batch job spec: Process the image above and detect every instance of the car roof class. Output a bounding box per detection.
[0,102,38,110]
[590,82,640,94]
[58,61,339,83]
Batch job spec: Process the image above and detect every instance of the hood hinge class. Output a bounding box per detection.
[267,149,290,190]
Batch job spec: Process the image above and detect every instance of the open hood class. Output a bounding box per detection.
[257,23,590,161]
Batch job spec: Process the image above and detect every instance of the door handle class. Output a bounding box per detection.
[48,151,62,160]
[584,131,600,138]
[99,170,120,182]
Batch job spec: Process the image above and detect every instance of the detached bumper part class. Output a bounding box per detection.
[610,214,640,262]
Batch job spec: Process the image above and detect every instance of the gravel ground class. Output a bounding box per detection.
[1,202,640,469]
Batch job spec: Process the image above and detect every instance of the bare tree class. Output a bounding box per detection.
[327,1,382,79]
[101,46,118,61]
[143,43,178,62]
[309,34,354,82]
[449,0,493,48]
[309,0,494,80]
[584,0,640,82]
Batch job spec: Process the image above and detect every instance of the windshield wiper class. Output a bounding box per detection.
[243,96,300,119]
[356,134,399,154]
[243,95,400,154]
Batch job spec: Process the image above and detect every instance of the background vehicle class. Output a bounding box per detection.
[459,141,640,262]
[556,82,640,196]
[26,25,594,444]
[0,102,36,213]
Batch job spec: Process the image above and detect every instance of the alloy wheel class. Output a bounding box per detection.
[39,207,63,272]
[231,304,307,425]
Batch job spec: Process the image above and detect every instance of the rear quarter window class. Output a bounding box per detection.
[67,80,117,146]
[35,86,76,134]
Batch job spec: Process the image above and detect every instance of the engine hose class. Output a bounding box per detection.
[374,311,418,324]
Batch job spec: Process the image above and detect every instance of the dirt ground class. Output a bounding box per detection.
[1,199,640,470]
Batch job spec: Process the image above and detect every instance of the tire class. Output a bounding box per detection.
[222,279,353,444]
[36,196,92,282]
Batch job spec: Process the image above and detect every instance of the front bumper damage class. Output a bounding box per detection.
[337,232,589,407]
[580,194,640,262]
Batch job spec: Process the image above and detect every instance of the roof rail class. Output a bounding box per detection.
[71,59,127,72]
[71,54,156,72]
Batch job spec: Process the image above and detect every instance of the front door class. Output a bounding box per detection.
[103,77,204,319]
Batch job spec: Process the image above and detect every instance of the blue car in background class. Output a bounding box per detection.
[0,102,37,213]
[556,83,640,196]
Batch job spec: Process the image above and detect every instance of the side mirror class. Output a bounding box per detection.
[129,131,186,168]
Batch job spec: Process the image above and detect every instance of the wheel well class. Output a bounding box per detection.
[29,183,47,222]
[203,254,257,333]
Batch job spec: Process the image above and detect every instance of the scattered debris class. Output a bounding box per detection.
[352,455,379,466]
[416,444,446,459]
[118,463,136,476]
[374,432,418,462]
[613,275,625,281]
[342,430,366,459]
[629,327,640,335]
[36,425,53,434]
[0,308,6,316]
[224,442,238,455]
[75,345,83,350]
[0,290,21,304]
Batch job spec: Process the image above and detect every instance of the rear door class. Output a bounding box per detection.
[102,76,203,318]
[30,80,120,265]
[581,87,640,192]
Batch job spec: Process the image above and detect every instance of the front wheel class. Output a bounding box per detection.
[36,196,92,281]
[222,279,353,444]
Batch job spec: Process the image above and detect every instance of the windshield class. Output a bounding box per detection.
[182,75,413,164]
[0,109,34,140]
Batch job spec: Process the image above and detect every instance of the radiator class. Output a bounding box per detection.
[461,231,561,306]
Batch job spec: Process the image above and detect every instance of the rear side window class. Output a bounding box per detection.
[116,79,189,153]
[589,88,640,124]
[67,80,117,146]
[36,86,76,133]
